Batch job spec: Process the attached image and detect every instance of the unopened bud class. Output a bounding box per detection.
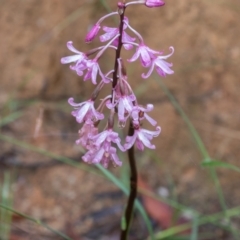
[120,59,127,76]
[145,0,165,8]
[85,24,101,43]
[91,81,104,100]
[118,2,125,15]
[119,79,125,96]
[108,110,115,129]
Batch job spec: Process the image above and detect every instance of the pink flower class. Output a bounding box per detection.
[68,98,104,123]
[128,44,159,67]
[99,26,118,42]
[124,126,161,151]
[83,59,102,85]
[145,0,165,8]
[107,93,136,125]
[61,41,88,75]
[92,129,124,151]
[142,47,174,79]
[131,104,157,126]
[118,31,136,50]
[85,24,101,43]
[76,121,98,149]
[99,17,135,50]
[82,35,121,84]
[82,129,125,168]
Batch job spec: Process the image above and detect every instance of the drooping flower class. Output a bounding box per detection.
[145,0,165,8]
[92,129,125,151]
[76,121,98,149]
[99,26,118,42]
[107,63,136,126]
[119,32,136,50]
[83,59,102,85]
[131,104,157,126]
[68,98,104,123]
[142,47,174,78]
[117,94,135,122]
[128,44,160,67]
[61,41,88,75]
[99,17,135,50]
[82,129,125,168]
[124,126,161,151]
[107,93,136,126]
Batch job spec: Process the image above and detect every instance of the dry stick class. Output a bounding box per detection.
[120,121,138,240]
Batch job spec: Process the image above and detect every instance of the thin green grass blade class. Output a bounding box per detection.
[100,0,113,13]
[121,215,127,231]
[156,231,220,240]
[139,188,198,215]
[0,172,13,239]
[190,215,199,240]
[119,150,129,187]
[0,204,72,240]
[0,112,23,127]
[201,160,240,173]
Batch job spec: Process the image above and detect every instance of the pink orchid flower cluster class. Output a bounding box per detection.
[61,0,174,168]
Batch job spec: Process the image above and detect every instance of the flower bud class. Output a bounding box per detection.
[85,24,101,43]
[145,0,165,8]
[118,2,125,15]
[108,110,115,129]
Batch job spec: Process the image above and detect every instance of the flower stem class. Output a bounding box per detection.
[111,4,138,239]
[120,121,138,240]
[112,5,126,90]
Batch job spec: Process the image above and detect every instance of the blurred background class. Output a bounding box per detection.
[0,0,240,239]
